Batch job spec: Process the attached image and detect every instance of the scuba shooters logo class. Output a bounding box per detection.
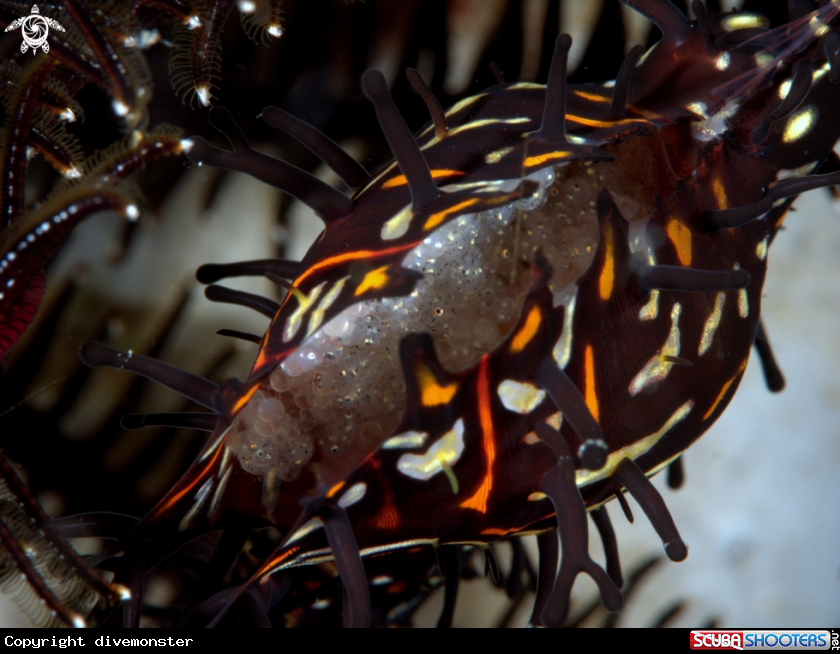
[4,5,65,55]
[690,631,836,651]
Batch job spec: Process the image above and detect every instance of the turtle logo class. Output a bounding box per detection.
[4,5,65,55]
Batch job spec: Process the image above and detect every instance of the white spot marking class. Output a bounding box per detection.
[736,264,749,318]
[485,146,515,164]
[382,431,428,449]
[397,419,465,482]
[380,205,412,241]
[628,302,682,396]
[447,117,531,137]
[639,289,660,321]
[284,282,325,342]
[699,292,726,357]
[575,400,694,487]
[776,161,818,181]
[692,99,740,142]
[552,291,577,369]
[196,84,213,107]
[497,380,546,414]
[721,13,769,31]
[287,517,324,544]
[112,100,130,117]
[783,106,818,143]
[208,464,232,516]
[756,237,768,261]
[179,478,214,531]
[338,482,367,509]
[307,276,348,337]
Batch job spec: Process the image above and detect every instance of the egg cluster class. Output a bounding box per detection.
[230,159,651,482]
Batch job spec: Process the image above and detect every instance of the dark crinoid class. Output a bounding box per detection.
[0,0,838,629]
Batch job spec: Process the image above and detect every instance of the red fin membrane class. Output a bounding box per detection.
[0,269,44,362]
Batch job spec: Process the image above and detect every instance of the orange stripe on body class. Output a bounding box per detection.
[326,481,345,498]
[383,169,462,189]
[524,151,572,167]
[712,176,728,210]
[509,306,542,353]
[152,441,224,520]
[253,243,412,372]
[703,359,748,420]
[231,382,260,414]
[572,91,655,118]
[417,364,459,406]
[481,528,509,536]
[584,345,600,423]
[460,355,495,513]
[292,244,416,287]
[573,90,610,103]
[354,265,389,296]
[566,114,645,128]
[599,221,615,300]
[256,546,301,579]
[666,217,693,266]
[423,198,479,231]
